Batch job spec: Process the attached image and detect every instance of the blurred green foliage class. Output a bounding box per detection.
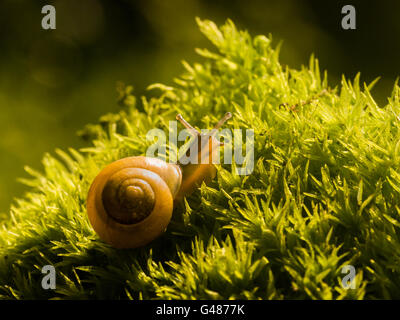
[0,0,400,214]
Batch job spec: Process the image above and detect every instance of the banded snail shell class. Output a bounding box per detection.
[87,156,182,248]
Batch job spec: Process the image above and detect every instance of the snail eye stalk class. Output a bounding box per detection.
[176,112,233,137]
[213,112,232,130]
[209,112,232,137]
[176,114,200,137]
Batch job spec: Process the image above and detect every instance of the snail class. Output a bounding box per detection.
[86,112,232,248]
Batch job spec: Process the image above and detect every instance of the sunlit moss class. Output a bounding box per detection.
[1,18,400,299]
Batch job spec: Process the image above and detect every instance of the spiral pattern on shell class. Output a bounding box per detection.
[86,156,182,249]
[102,168,156,224]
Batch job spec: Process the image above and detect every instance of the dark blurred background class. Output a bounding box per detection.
[0,0,399,215]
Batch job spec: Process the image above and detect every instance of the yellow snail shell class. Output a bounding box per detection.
[87,156,181,249]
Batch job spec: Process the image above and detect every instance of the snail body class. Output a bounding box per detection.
[87,113,232,248]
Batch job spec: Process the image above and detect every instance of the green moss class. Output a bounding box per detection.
[1,18,400,299]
